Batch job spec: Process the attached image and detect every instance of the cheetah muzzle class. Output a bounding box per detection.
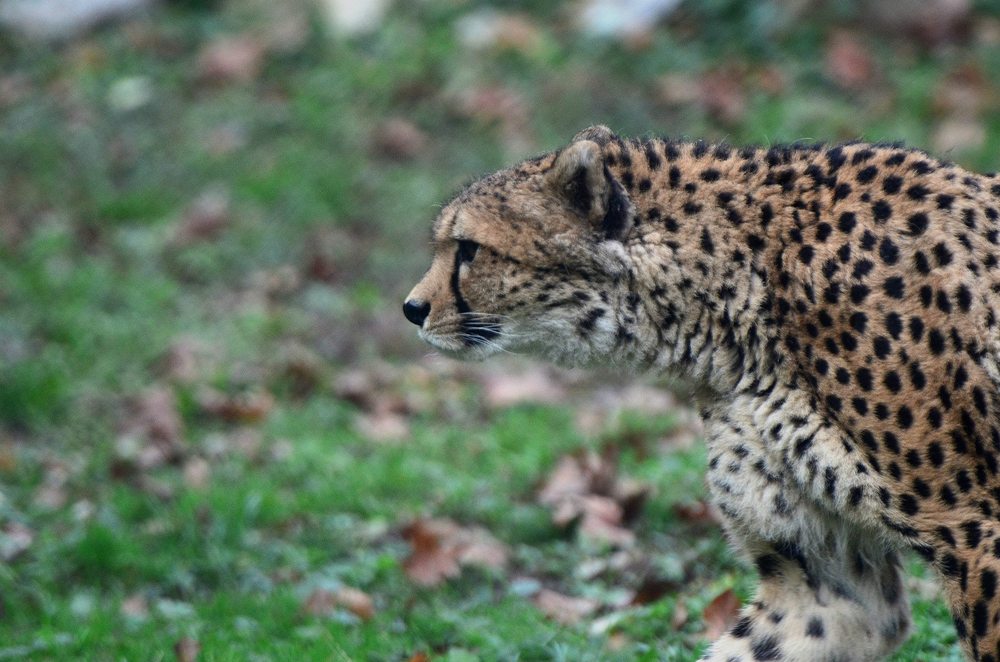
[404,125,1000,662]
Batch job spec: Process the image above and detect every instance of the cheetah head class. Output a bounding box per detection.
[404,126,639,365]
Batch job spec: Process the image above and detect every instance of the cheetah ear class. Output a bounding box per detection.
[572,124,616,146]
[547,138,633,241]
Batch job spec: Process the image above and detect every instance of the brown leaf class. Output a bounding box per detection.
[673,500,722,526]
[480,367,566,410]
[670,600,689,629]
[354,411,410,443]
[121,594,150,620]
[373,118,429,161]
[699,69,746,125]
[182,457,211,491]
[302,587,375,620]
[533,588,598,625]
[824,31,876,91]
[174,637,200,662]
[406,654,429,662]
[537,452,647,546]
[402,518,508,587]
[197,35,266,84]
[932,115,985,154]
[702,588,741,641]
[197,387,274,424]
[629,577,678,607]
[0,522,34,562]
[121,386,185,460]
[173,189,231,246]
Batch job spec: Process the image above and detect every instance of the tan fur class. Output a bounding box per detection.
[405,126,1000,661]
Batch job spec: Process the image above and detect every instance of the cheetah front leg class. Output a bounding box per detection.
[700,406,910,662]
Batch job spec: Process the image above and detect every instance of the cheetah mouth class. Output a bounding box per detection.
[419,316,507,358]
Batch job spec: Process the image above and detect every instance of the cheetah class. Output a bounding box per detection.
[403,125,1000,661]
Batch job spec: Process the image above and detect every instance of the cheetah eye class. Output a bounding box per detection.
[457,239,479,263]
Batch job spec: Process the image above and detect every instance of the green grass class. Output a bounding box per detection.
[1,0,995,658]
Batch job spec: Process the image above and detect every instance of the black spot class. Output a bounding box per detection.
[937,194,954,209]
[963,520,982,548]
[856,367,873,390]
[908,317,924,341]
[700,168,721,182]
[909,363,926,389]
[826,394,843,412]
[882,175,902,194]
[873,336,891,359]
[906,212,929,236]
[933,242,953,266]
[852,259,874,279]
[798,245,815,264]
[838,212,857,233]
[856,165,878,183]
[840,332,858,351]
[750,634,781,661]
[805,617,825,638]
[683,201,702,215]
[644,143,661,170]
[885,312,902,339]
[700,228,715,254]
[913,251,931,275]
[872,200,892,222]
[638,178,651,192]
[907,184,930,200]
[897,405,913,429]
[850,312,868,333]
[850,284,871,304]
[884,371,902,393]
[879,238,899,265]
[982,569,997,600]
[883,276,905,299]
[860,230,877,250]
[899,493,919,515]
[928,329,946,355]
[973,600,988,637]
[956,285,972,312]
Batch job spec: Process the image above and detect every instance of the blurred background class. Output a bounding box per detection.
[1,0,997,659]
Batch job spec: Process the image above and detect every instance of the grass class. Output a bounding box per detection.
[1,0,996,658]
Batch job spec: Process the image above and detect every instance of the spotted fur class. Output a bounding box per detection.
[404,125,1000,661]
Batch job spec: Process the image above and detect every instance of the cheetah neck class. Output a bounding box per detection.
[604,138,820,393]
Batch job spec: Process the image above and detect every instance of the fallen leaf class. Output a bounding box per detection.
[824,31,876,91]
[699,68,746,125]
[670,600,689,629]
[0,522,33,562]
[197,35,266,84]
[702,588,741,640]
[537,451,648,546]
[402,518,508,587]
[173,188,231,246]
[197,387,274,424]
[673,500,722,526]
[302,587,375,620]
[629,577,678,606]
[932,115,985,154]
[119,386,185,463]
[174,637,200,662]
[182,457,210,491]
[373,118,429,161]
[455,10,544,54]
[533,588,598,625]
[406,654,429,662]
[121,594,150,621]
[480,367,566,410]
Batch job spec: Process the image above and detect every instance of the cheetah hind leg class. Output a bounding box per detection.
[700,529,910,662]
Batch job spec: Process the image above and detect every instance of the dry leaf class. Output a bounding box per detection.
[174,637,200,662]
[533,588,598,625]
[629,577,678,606]
[932,115,986,154]
[121,594,150,620]
[182,457,210,491]
[173,189,231,246]
[197,35,265,84]
[402,518,508,587]
[0,522,34,562]
[824,31,875,91]
[354,411,410,443]
[119,386,185,464]
[302,587,375,620]
[670,600,689,629]
[699,69,746,125]
[406,654,429,662]
[373,118,429,161]
[197,387,274,424]
[480,367,566,410]
[537,452,648,546]
[702,588,741,640]
[673,500,722,526]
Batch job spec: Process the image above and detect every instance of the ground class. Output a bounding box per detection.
[1,0,997,659]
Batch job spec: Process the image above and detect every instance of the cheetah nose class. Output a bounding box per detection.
[403,299,431,326]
